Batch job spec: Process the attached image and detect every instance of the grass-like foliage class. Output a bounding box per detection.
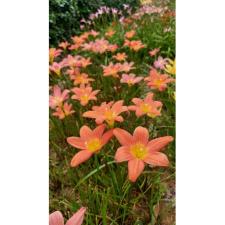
[49,1,175,224]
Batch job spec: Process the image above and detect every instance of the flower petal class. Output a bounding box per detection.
[70,150,93,167]
[128,159,145,182]
[67,137,86,150]
[80,126,93,139]
[133,126,149,144]
[113,128,133,146]
[93,124,106,138]
[147,136,174,152]
[101,129,114,145]
[65,207,86,225]
[49,211,64,225]
[115,146,133,162]
[144,152,169,167]
[132,98,143,105]
[83,110,99,119]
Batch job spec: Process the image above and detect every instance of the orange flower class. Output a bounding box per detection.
[83,100,128,127]
[71,35,86,45]
[113,53,127,61]
[124,39,145,51]
[113,127,173,182]
[49,207,86,225]
[49,62,63,76]
[49,48,62,64]
[71,72,94,86]
[144,69,175,91]
[63,55,92,68]
[82,38,118,54]
[52,102,75,120]
[102,62,121,78]
[125,30,136,39]
[149,48,160,56]
[58,41,69,50]
[128,93,162,118]
[71,85,100,106]
[107,44,118,52]
[67,124,113,167]
[105,28,116,37]
[49,85,70,109]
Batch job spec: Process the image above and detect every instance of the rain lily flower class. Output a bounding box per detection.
[112,8,118,14]
[49,207,86,225]
[63,55,92,68]
[124,39,145,51]
[71,35,86,45]
[67,124,113,167]
[149,48,160,56]
[102,63,122,78]
[123,4,130,10]
[49,48,62,64]
[71,85,100,106]
[105,28,116,38]
[49,62,64,76]
[89,30,99,37]
[59,41,69,50]
[83,100,128,127]
[144,69,175,91]
[125,30,136,39]
[154,56,169,70]
[113,53,127,61]
[165,59,176,76]
[120,73,143,86]
[113,126,173,182]
[107,44,118,52]
[53,102,75,120]
[128,93,162,118]
[71,72,94,86]
[120,62,135,73]
[49,85,70,109]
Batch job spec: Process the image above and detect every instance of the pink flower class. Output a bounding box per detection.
[49,207,86,225]
[49,85,70,109]
[49,48,62,64]
[154,56,169,70]
[49,62,63,76]
[120,73,143,86]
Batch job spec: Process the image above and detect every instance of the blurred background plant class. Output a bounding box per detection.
[49,0,140,46]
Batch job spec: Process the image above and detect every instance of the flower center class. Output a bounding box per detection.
[80,94,89,104]
[130,143,148,160]
[140,103,151,113]
[104,110,116,127]
[86,138,102,152]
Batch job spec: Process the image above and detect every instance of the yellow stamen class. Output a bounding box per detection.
[140,103,151,113]
[81,94,89,104]
[105,111,116,128]
[130,143,148,160]
[86,138,102,152]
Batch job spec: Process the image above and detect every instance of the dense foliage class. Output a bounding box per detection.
[49,0,140,46]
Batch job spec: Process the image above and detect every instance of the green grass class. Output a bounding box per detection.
[50,1,175,224]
